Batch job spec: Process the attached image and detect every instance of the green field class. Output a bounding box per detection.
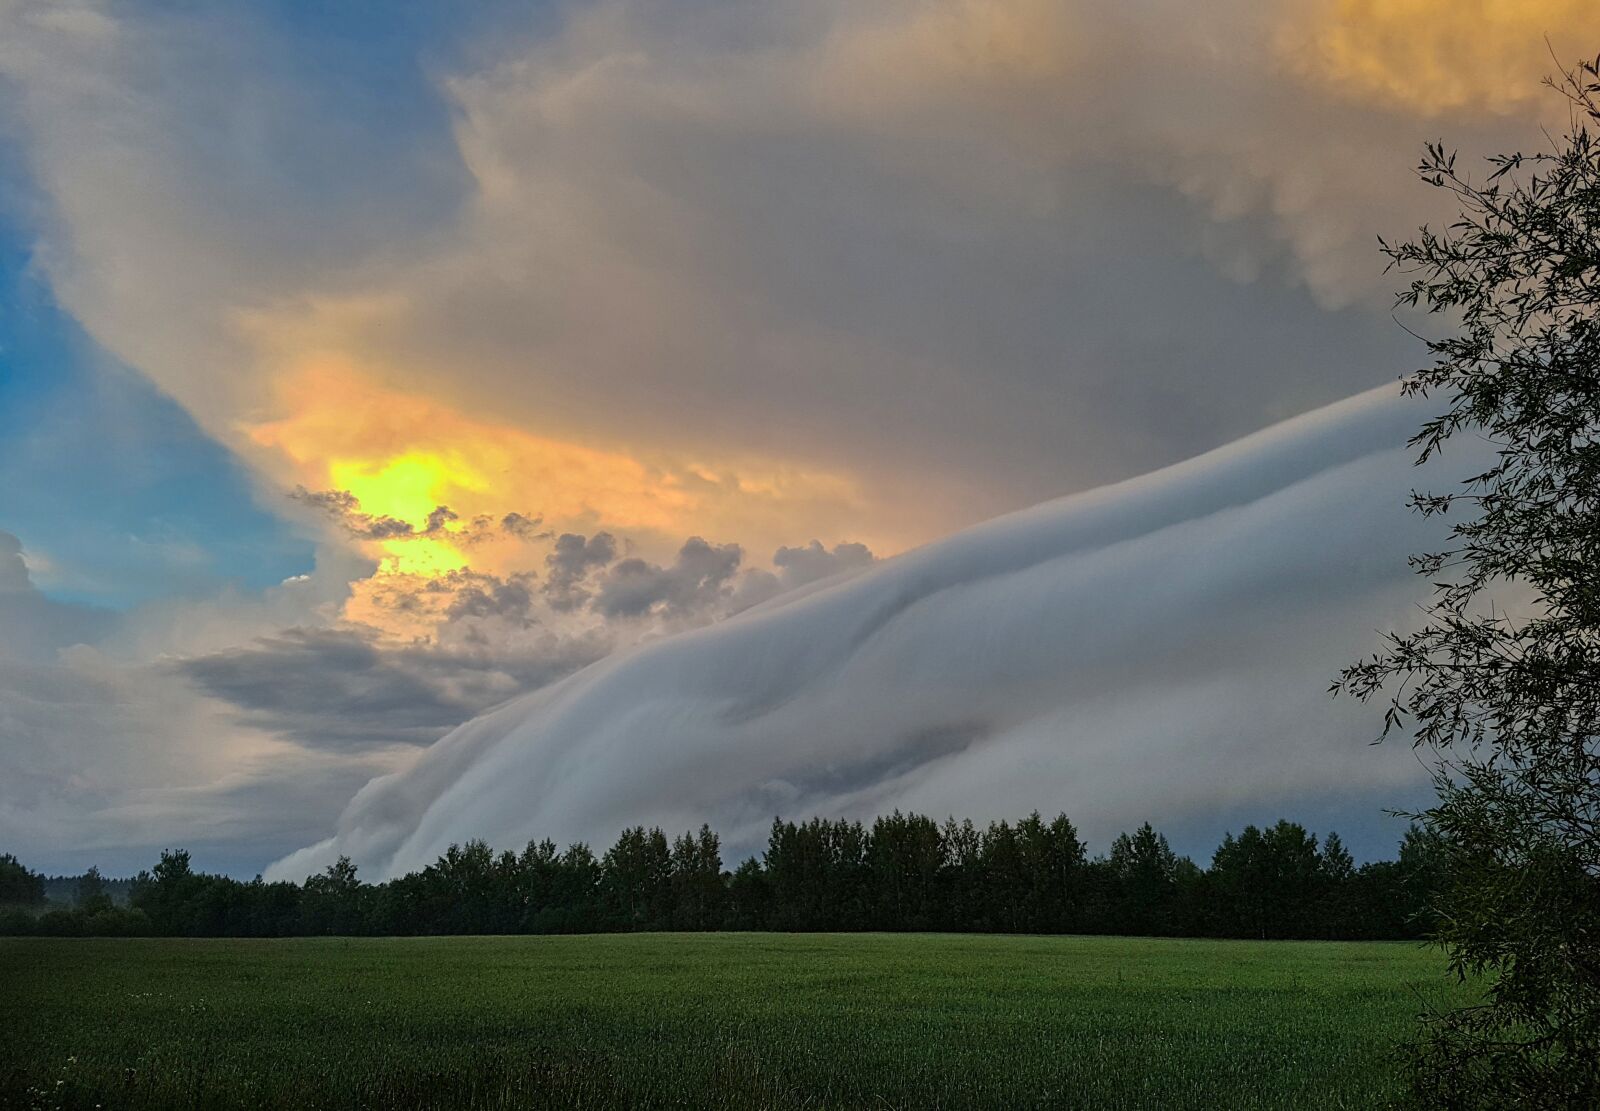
[1,933,1473,1110]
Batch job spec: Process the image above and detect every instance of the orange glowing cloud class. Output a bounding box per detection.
[1285,0,1599,116]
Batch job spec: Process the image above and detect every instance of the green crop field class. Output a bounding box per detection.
[1,933,1474,1110]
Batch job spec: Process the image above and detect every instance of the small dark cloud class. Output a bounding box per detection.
[774,540,876,589]
[444,572,537,625]
[291,489,540,546]
[500,512,546,540]
[592,536,743,620]
[727,568,782,614]
[289,487,427,540]
[543,532,617,611]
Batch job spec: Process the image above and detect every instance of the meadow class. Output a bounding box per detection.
[0,933,1473,1110]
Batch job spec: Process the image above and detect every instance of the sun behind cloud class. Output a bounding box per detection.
[328,452,488,530]
[240,357,886,636]
[326,452,487,576]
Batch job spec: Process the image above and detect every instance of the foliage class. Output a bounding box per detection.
[0,853,44,908]
[1338,53,1600,1107]
[74,866,111,916]
[0,933,1480,1110]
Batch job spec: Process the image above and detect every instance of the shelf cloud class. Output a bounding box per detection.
[270,384,1474,880]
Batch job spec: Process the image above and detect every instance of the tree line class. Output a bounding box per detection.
[1,812,1445,940]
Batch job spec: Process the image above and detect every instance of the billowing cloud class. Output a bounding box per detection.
[160,525,864,760]
[269,386,1479,881]
[592,537,744,621]
[543,532,618,611]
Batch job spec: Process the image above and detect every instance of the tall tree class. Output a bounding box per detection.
[76,865,112,915]
[1338,54,1600,1106]
[670,825,726,930]
[867,811,945,930]
[302,856,362,935]
[1108,823,1181,935]
[601,827,673,930]
[131,849,202,934]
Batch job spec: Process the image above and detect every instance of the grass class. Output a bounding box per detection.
[0,933,1473,1109]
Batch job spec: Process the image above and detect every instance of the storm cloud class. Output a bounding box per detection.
[270,386,1481,880]
[0,2,1585,875]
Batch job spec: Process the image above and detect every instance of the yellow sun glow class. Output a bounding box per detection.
[328,452,486,530]
[243,359,879,618]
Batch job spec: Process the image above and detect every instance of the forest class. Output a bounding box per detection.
[1,811,1443,941]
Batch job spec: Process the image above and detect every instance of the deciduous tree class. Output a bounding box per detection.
[1339,53,1600,1106]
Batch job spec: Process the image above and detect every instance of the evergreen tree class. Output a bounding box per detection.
[75,865,112,915]
[1108,823,1181,935]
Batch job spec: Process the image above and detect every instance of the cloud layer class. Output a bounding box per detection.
[271,385,1473,880]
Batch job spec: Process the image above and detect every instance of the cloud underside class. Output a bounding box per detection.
[170,534,879,753]
[269,387,1471,880]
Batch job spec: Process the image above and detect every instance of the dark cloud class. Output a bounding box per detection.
[175,624,605,751]
[774,540,876,589]
[166,528,846,759]
[443,573,537,625]
[543,532,618,611]
[290,488,537,546]
[289,487,427,540]
[592,537,743,620]
[499,512,546,540]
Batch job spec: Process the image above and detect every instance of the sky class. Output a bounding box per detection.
[1,0,1596,876]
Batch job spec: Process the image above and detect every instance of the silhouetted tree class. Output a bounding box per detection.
[1,810,1452,941]
[602,827,673,929]
[938,817,984,931]
[867,811,944,929]
[671,825,726,930]
[1108,823,1183,935]
[726,857,771,930]
[0,853,45,907]
[1206,822,1323,939]
[302,856,363,935]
